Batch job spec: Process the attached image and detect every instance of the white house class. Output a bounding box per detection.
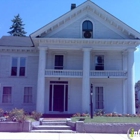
[0,0,140,115]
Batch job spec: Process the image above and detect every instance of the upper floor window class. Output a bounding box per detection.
[11,57,26,76]
[54,55,63,69]
[95,56,104,70]
[2,87,12,103]
[82,20,93,38]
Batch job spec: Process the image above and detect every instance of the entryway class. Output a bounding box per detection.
[49,81,68,112]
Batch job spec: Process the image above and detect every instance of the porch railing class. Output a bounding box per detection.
[45,69,127,78]
[90,70,127,77]
[45,69,83,77]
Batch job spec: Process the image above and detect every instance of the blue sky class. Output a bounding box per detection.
[0,0,140,82]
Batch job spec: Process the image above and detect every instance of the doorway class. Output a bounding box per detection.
[49,81,68,112]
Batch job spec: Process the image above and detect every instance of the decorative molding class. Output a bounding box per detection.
[0,47,38,53]
[37,38,140,46]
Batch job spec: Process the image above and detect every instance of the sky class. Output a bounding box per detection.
[0,0,140,83]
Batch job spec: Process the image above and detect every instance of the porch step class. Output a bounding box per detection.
[31,118,76,133]
[41,121,66,125]
[33,125,71,130]
[31,130,75,133]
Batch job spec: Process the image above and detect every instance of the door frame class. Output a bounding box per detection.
[49,81,68,113]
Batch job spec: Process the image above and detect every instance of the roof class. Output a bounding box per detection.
[0,36,33,47]
[30,0,140,39]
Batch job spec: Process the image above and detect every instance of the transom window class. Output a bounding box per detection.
[2,87,12,103]
[95,55,104,70]
[82,20,93,38]
[11,57,26,76]
[24,87,32,103]
[54,55,63,69]
[95,87,104,109]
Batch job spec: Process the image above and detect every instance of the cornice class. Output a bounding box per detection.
[0,46,38,53]
[37,38,140,46]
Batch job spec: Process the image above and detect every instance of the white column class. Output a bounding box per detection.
[127,49,135,114]
[122,52,127,114]
[36,47,46,113]
[82,48,91,113]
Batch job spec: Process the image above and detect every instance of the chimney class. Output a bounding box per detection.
[71,4,76,10]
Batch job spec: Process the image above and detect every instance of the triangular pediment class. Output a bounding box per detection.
[30,0,140,39]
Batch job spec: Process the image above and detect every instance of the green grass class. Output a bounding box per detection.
[71,116,140,123]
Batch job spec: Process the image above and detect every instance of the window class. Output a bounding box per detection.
[24,87,32,103]
[95,87,103,109]
[2,87,12,103]
[54,55,63,69]
[11,57,26,76]
[82,20,93,38]
[95,56,104,70]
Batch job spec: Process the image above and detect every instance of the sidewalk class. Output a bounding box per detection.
[0,133,136,140]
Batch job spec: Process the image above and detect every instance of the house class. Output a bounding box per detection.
[0,0,140,115]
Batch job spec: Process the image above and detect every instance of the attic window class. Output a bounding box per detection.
[82,20,93,38]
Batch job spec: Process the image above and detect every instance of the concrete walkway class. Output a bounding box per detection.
[0,133,138,140]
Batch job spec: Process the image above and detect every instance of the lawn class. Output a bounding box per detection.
[71,116,140,123]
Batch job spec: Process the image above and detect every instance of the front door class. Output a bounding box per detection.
[53,85,64,111]
[49,81,68,112]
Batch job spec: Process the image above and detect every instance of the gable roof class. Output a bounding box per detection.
[30,0,140,39]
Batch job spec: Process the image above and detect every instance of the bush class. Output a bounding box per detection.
[9,108,25,123]
[31,111,42,121]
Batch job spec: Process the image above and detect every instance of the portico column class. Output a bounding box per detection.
[122,52,127,114]
[82,48,91,113]
[127,49,135,114]
[36,47,47,113]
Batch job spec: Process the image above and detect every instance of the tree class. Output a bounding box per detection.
[8,14,27,37]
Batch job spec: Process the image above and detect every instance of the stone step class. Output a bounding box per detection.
[33,125,71,130]
[41,121,66,125]
[42,119,66,122]
[31,129,76,133]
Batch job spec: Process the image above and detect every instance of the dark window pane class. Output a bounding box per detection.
[11,58,18,76]
[55,55,63,69]
[19,67,25,76]
[82,20,93,31]
[11,67,17,76]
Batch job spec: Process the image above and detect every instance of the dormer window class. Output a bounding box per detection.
[82,20,93,38]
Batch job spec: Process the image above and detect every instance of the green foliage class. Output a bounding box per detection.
[8,14,27,37]
[31,111,42,121]
[9,108,25,123]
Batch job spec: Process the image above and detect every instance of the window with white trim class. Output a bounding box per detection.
[2,87,12,103]
[95,87,104,109]
[82,20,93,38]
[11,57,26,76]
[24,87,32,103]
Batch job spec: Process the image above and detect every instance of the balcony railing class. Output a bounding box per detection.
[90,70,127,77]
[45,69,127,78]
[45,69,83,77]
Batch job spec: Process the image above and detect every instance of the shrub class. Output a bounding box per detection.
[9,108,25,123]
[31,111,42,121]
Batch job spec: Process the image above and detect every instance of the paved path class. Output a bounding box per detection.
[0,133,138,140]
